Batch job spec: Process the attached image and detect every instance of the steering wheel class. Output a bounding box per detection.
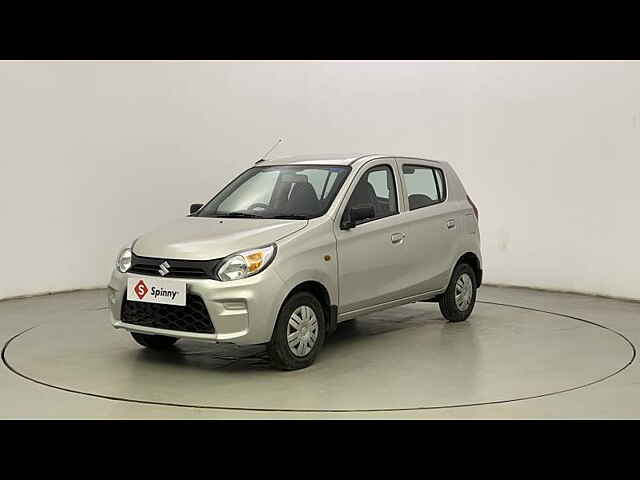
[247,203,270,211]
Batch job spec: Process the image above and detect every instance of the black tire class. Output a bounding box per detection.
[130,332,179,350]
[438,263,477,322]
[267,292,326,370]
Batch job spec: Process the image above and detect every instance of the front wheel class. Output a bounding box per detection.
[267,292,326,370]
[438,264,477,322]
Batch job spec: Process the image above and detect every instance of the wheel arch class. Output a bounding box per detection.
[455,252,482,287]
[276,280,338,337]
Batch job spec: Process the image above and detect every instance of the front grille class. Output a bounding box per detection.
[121,294,215,334]
[129,253,221,279]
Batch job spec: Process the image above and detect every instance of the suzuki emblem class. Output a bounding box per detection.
[158,261,171,276]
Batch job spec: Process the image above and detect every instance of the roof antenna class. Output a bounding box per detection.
[256,138,283,164]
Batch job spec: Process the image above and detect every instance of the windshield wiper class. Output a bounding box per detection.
[268,214,310,220]
[214,212,263,218]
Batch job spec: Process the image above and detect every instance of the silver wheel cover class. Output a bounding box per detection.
[455,273,473,311]
[287,305,319,357]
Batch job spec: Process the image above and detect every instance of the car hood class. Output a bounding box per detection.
[132,217,308,260]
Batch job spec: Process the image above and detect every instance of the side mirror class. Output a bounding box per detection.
[189,203,203,215]
[341,204,375,230]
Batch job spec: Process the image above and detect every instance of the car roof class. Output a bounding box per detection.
[259,153,442,167]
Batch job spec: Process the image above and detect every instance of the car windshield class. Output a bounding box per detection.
[196,165,352,220]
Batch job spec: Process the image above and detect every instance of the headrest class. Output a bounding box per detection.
[281,173,309,183]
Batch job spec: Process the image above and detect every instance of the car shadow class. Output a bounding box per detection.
[131,304,447,372]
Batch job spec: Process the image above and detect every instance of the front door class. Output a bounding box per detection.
[334,159,413,314]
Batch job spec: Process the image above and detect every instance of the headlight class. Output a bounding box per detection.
[216,245,276,281]
[116,247,132,273]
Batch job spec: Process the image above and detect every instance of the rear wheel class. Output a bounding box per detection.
[438,263,477,322]
[130,332,179,350]
[268,292,326,370]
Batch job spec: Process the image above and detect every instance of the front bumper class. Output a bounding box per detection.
[107,267,285,346]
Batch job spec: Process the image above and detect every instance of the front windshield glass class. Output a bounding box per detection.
[197,165,352,220]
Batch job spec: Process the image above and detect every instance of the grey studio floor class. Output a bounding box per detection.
[1,285,639,419]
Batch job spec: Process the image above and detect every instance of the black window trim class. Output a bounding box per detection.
[401,163,448,211]
[341,162,400,227]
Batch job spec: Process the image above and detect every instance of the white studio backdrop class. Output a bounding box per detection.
[1,60,639,301]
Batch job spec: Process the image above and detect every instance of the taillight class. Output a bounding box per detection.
[467,195,478,221]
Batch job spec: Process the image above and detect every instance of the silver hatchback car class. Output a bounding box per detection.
[108,154,482,370]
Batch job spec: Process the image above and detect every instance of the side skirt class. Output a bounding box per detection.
[337,289,445,322]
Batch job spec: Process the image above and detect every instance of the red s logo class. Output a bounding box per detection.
[134,280,148,299]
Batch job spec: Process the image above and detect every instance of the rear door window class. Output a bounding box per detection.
[401,165,446,211]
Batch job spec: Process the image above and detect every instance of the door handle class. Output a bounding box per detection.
[391,232,406,244]
[446,219,456,230]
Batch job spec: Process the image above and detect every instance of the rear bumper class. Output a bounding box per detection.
[107,267,286,346]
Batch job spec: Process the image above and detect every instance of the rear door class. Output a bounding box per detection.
[396,159,456,294]
[334,158,413,314]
